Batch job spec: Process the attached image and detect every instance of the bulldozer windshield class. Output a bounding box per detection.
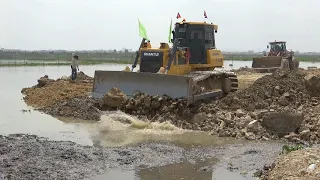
[270,42,286,53]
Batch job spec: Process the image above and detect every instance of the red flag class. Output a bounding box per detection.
[176,12,181,19]
[204,11,207,18]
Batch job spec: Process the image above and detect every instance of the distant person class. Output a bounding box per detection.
[71,53,79,80]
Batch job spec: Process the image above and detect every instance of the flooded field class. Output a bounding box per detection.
[0,63,287,180]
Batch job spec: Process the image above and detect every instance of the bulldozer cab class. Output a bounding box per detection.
[268,41,287,56]
[172,22,218,64]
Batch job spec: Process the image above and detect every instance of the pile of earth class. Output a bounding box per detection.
[98,70,320,144]
[21,73,93,108]
[67,71,93,81]
[38,97,101,121]
[20,70,320,144]
[257,147,320,180]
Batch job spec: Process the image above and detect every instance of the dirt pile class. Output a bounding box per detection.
[221,70,308,111]
[38,97,101,121]
[96,69,320,144]
[261,148,320,180]
[21,69,320,144]
[67,71,93,81]
[21,74,93,107]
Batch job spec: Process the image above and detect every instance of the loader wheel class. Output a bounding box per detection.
[280,59,289,69]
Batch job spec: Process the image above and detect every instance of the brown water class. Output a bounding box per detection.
[94,156,259,180]
[0,64,283,180]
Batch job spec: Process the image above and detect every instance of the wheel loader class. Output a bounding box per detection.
[92,20,238,105]
[252,41,299,73]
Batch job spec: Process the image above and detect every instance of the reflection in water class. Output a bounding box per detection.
[137,158,217,180]
[94,169,138,180]
[95,158,256,180]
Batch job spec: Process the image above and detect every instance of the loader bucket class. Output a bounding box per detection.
[252,56,283,73]
[92,71,223,106]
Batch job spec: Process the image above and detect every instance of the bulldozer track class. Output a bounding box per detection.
[186,70,239,95]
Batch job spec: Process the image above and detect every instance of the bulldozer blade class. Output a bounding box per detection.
[92,71,223,106]
[252,56,283,72]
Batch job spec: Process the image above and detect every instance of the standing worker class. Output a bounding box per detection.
[71,53,79,80]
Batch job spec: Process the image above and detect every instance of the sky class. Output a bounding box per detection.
[1,0,320,52]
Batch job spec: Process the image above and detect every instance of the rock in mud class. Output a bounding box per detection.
[102,87,127,108]
[305,75,320,97]
[37,75,54,87]
[262,112,304,137]
[191,112,207,124]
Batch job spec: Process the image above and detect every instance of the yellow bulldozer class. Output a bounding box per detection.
[92,20,238,105]
[252,41,299,73]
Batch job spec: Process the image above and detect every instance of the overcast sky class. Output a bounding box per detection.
[1,0,320,52]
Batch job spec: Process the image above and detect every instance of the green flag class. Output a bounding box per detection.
[168,19,172,43]
[138,19,148,40]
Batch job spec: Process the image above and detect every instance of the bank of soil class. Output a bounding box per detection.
[258,147,320,180]
[0,134,283,180]
[21,72,93,108]
[21,69,320,145]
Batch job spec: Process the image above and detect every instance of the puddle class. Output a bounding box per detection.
[94,158,258,180]
[57,112,244,148]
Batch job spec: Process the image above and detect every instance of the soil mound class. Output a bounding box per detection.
[101,87,127,108]
[267,148,320,180]
[21,74,93,107]
[38,97,101,121]
[221,70,308,111]
[67,71,93,81]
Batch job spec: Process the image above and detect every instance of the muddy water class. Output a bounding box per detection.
[0,64,130,145]
[0,64,285,179]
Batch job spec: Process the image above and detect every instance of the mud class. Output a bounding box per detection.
[37,97,101,121]
[0,134,284,180]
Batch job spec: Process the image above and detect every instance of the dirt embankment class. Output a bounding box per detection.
[97,70,320,145]
[21,69,320,144]
[258,147,320,180]
[21,72,101,120]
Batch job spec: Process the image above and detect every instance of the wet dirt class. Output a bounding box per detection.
[21,72,93,108]
[38,97,101,121]
[0,134,284,180]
